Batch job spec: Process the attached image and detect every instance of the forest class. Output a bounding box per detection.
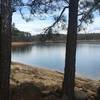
[12,27,100,42]
[12,26,32,42]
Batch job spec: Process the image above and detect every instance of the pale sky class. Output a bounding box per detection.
[12,10,100,35]
[12,12,55,35]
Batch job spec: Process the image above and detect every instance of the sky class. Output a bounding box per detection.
[12,12,54,35]
[12,8,100,35]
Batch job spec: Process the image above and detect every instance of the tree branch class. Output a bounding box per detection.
[78,0,100,28]
[65,0,69,5]
[43,6,68,33]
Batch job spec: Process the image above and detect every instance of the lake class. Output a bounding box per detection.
[11,43,100,80]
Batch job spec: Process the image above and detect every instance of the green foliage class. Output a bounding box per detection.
[12,26,32,42]
[46,28,53,40]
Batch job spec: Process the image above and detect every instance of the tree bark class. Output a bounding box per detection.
[63,0,79,100]
[0,0,12,100]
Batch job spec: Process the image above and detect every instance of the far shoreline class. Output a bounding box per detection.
[12,40,100,46]
[12,42,34,46]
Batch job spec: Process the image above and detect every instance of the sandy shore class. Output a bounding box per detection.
[12,42,34,46]
[10,62,100,100]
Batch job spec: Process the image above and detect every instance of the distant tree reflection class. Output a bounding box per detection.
[12,44,33,53]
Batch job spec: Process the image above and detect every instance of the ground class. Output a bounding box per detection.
[10,62,100,100]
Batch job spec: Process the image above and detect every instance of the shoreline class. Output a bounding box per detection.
[11,62,100,82]
[11,62,100,100]
[12,42,34,46]
[12,40,100,46]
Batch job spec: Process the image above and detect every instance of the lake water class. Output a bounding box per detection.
[11,43,100,80]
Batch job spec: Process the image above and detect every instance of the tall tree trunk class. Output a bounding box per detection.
[0,0,12,100]
[63,0,79,100]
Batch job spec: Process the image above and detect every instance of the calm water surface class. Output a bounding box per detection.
[11,43,100,80]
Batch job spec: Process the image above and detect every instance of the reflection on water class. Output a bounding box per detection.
[11,43,100,80]
[12,44,33,53]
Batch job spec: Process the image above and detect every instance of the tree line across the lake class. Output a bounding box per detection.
[12,27,100,42]
[12,25,32,42]
[32,33,100,42]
